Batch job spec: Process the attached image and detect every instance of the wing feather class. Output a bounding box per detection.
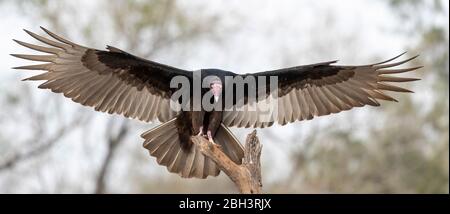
[223,54,421,128]
[12,28,191,123]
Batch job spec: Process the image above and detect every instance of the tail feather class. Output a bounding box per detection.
[152,132,177,161]
[158,136,179,166]
[181,147,197,177]
[215,124,245,164]
[202,156,216,178]
[142,118,244,179]
[192,149,206,178]
[168,145,188,174]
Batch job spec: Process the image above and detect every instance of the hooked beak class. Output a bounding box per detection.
[211,82,222,103]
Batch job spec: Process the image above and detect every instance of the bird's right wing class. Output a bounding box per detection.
[12,27,193,123]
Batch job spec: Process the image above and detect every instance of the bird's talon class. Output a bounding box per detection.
[197,126,204,136]
[207,131,215,144]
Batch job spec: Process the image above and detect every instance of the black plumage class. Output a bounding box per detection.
[12,27,421,178]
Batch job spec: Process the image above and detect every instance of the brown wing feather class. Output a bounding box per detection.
[12,27,191,123]
[223,53,422,128]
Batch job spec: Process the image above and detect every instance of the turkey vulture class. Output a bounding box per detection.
[12,27,421,179]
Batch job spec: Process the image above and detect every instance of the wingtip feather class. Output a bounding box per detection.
[23,28,33,35]
[371,52,407,66]
[375,54,421,69]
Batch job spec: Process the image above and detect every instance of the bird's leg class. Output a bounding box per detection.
[207,130,215,144]
[197,126,204,136]
[206,130,222,149]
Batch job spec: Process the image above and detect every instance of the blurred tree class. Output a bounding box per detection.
[281,0,448,193]
[0,0,225,193]
[1,0,447,194]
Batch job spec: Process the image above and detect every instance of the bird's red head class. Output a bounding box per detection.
[210,79,222,102]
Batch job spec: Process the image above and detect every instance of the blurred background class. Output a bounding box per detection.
[0,0,448,193]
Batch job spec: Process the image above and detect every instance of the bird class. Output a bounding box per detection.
[12,27,422,179]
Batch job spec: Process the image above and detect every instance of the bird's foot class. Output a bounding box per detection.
[207,131,214,144]
[197,128,204,136]
[207,131,221,149]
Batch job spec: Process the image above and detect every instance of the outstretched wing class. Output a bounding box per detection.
[12,27,192,123]
[222,53,422,128]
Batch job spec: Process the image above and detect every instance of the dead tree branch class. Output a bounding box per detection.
[94,119,129,194]
[0,114,87,172]
[191,130,263,194]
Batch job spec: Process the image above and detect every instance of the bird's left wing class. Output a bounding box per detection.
[222,53,422,128]
[12,27,192,123]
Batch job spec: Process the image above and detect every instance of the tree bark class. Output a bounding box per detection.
[190,130,262,194]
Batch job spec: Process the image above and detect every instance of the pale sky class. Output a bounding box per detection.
[0,0,445,193]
